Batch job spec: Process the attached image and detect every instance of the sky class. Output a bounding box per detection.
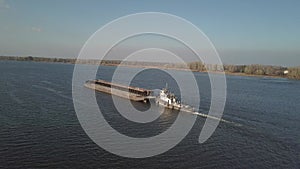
[0,0,299,66]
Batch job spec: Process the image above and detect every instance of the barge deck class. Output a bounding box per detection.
[84,79,155,102]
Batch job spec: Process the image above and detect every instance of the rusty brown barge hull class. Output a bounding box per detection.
[84,79,155,102]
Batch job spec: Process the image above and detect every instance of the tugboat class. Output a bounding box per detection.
[84,79,195,112]
[155,84,194,112]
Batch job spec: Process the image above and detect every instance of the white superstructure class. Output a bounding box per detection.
[155,87,193,111]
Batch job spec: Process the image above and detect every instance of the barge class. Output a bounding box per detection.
[84,79,194,111]
[84,79,231,124]
[84,79,155,102]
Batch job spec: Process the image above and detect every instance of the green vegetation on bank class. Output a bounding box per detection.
[1,56,300,80]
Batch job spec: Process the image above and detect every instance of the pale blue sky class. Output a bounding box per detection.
[0,0,299,66]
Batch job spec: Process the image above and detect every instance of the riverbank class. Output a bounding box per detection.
[101,63,288,79]
[0,56,298,80]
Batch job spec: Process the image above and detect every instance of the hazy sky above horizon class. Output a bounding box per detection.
[0,0,299,66]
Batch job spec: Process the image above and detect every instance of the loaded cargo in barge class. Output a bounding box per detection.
[84,79,155,102]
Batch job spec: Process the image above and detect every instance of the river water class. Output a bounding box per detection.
[0,61,299,168]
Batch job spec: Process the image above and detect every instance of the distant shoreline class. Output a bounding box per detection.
[1,56,299,80]
[104,63,287,79]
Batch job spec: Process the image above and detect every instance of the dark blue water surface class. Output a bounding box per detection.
[0,61,299,168]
